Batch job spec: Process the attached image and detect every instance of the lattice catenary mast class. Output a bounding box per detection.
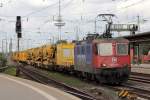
[54,0,65,40]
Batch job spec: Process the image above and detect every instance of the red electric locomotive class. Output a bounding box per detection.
[93,37,130,84]
[74,14,132,84]
[74,35,130,84]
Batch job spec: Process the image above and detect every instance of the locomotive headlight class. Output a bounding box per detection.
[102,64,107,67]
[112,57,117,63]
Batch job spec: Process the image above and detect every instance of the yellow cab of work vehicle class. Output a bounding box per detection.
[56,42,74,69]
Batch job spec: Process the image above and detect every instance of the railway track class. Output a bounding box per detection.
[129,72,150,84]
[94,72,150,100]
[92,82,150,100]
[19,65,98,100]
[86,72,150,100]
[123,83,150,100]
[128,73,150,99]
[108,72,150,100]
[106,84,150,100]
[18,65,150,100]
[0,66,8,72]
[129,76,150,84]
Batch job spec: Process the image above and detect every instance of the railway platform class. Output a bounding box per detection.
[0,74,80,100]
[131,64,150,74]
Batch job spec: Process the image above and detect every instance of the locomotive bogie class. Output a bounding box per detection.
[95,67,130,84]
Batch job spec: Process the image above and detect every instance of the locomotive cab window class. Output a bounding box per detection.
[116,43,128,55]
[97,43,113,56]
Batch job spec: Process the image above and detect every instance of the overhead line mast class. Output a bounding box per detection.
[54,0,65,41]
[55,0,65,40]
[58,0,61,40]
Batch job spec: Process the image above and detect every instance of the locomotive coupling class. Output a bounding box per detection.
[118,89,137,100]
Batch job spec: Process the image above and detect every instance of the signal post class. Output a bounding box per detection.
[15,16,22,76]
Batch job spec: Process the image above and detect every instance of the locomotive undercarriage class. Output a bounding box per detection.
[95,67,131,84]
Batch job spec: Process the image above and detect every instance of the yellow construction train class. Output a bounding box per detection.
[12,42,75,71]
[12,35,131,84]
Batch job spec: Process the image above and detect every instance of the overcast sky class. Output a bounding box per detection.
[0,0,150,51]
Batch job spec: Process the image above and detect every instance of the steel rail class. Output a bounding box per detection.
[129,72,150,84]
[19,66,97,100]
[129,77,150,84]
[106,85,150,100]
[122,84,150,100]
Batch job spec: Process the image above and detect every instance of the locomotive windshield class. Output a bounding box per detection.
[97,43,113,56]
[117,43,128,55]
